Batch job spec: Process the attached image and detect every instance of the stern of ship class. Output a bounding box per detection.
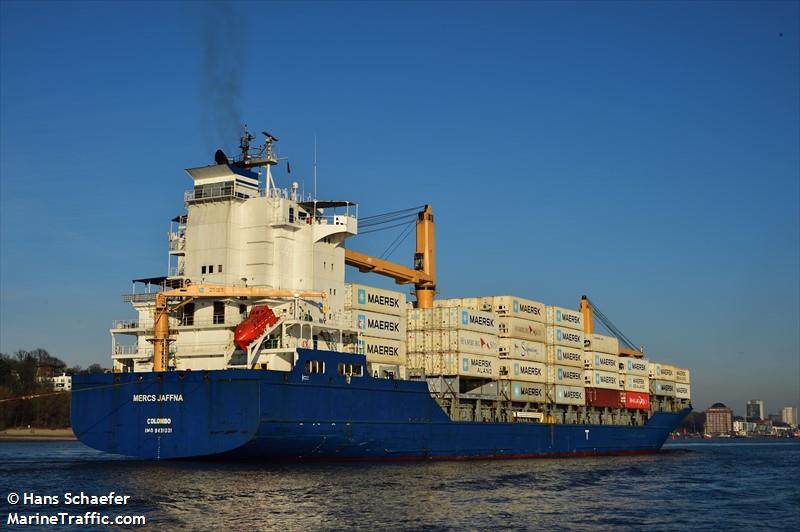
[71,370,261,459]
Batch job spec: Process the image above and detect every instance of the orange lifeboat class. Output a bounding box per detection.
[234,305,279,351]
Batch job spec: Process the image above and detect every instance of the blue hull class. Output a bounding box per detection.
[71,350,690,460]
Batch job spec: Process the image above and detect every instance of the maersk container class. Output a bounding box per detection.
[675,383,691,399]
[498,338,546,362]
[358,336,407,365]
[500,381,547,403]
[428,352,499,379]
[583,352,619,372]
[649,363,676,381]
[651,379,676,397]
[545,306,583,331]
[500,360,546,383]
[498,316,546,342]
[546,345,584,368]
[458,297,485,310]
[547,365,584,386]
[489,296,546,323]
[622,357,649,376]
[553,385,586,406]
[623,374,649,393]
[621,391,650,410]
[406,308,428,331]
[406,330,433,353]
[675,367,691,384]
[438,330,498,356]
[585,388,622,409]
[584,370,619,390]
[344,283,407,316]
[583,333,619,355]
[545,326,584,349]
[347,310,405,341]
[432,307,499,335]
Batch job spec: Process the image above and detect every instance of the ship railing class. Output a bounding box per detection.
[168,236,185,251]
[177,316,241,327]
[122,293,159,303]
[111,320,139,329]
[184,186,252,203]
[113,345,139,355]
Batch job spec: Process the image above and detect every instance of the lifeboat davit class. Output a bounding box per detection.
[234,305,279,351]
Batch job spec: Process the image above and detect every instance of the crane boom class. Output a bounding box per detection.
[344,204,437,309]
[151,284,327,372]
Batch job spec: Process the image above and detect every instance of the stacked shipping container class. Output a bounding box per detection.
[545,306,586,405]
[491,296,548,403]
[407,304,500,378]
[344,284,408,370]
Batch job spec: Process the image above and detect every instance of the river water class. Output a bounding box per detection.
[1,439,798,530]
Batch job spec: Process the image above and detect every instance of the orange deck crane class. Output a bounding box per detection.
[344,204,437,309]
[150,284,327,372]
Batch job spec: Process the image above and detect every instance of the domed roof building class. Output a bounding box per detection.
[705,402,733,435]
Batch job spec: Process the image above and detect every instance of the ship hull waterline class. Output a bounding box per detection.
[71,349,691,461]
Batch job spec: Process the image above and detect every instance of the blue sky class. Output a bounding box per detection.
[1,1,797,415]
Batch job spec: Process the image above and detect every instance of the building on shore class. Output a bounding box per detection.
[781,406,797,427]
[51,373,72,392]
[705,403,733,435]
[746,399,765,421]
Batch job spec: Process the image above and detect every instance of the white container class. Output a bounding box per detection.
[345,283,406,316]
[553,385,586,406]
[347,310,405,340]
[406,330,434,353]
[489,296,546,323]
[545,326,584,349]
[358,337,407,365]
[623,374,649,392]
[583,333,619,354]
[675,368,691,384]
[458,297,484,310]
[583,352,619,372]
[500,360,547,383]
[546,345,584,368]
[433,298,461,308]
[649,363,676,381]
[584,370,620,390]
[622,357,649,376]
[406,308,425,331]
[438,330,498,356]
[675,383,691,399]
[433,307,499,335]
[498,339,546,362]
[498,316,546,342]
[430,352,500,379]
[503,381,547,403]
[651,379,676,397]
[545,306,583,331]
[548,365,584,386]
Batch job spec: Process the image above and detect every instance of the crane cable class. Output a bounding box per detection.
[587,298,640,351]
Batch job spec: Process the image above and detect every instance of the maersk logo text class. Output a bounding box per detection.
[367,293,400,308]
[366,343,399,357]
[367,318,399,332]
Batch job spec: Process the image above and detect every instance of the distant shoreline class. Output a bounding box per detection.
[0,428,76,441]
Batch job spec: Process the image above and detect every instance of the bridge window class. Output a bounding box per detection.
[338,363,363,378]
[304,360,325,374]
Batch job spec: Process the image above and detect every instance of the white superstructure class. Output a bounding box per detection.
[111,130,359,372]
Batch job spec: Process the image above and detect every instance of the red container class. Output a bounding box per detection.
[585,388,622,409]
[621,391,650,410]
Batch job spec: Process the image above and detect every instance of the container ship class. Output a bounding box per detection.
[72,129,692,460]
